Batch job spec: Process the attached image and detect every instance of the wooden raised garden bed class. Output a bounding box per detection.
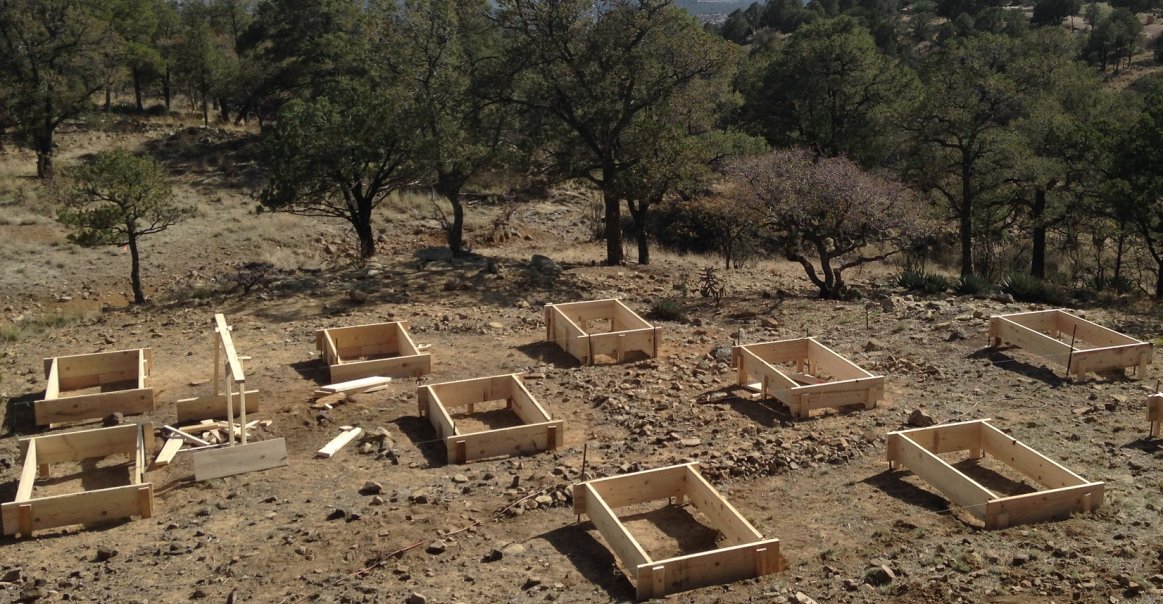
[316,321,431,382]
[418,374,564,464]
[988,309,1152,378]
[545,299,659,365]
[2,423,154,537]
[733,338,884,418]
[35,348,156,426]
[887,419,1104,530]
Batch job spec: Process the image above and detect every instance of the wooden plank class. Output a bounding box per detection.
[612,299,652,330]
[44,358,60,399]
[583,464,690,511]
[636,539,780,600]
[737,348,797,398]
[30,424,140,465]
[153,438,184,468]
[175,390,262,423]
[990,317,1073,368]
[1,484,153,537]
[511,377,552,423]
[998,309,1059,334]
[193,438,288,481]
[14,440,36,502]
[53,350,143,390]
[318,376,392,396]
[979,423,1087,489]
[423,389,458,439]
[395,322,421,356]
[428,375,514,408]
[1070,343,1153,377]
[213,314,245,383]
[588,328,657,361]
[887,433,993,517]
[737,339,810,366]
[330,354,431,382]
[317,428,363,458]
[583,483,651,572]
[984,482,1104,529]
[684,465,763,546]
[447,421,564,463]
[34,388,155,426]
[807,339,875,380]
[1053,311,1137,347]
[557,299,619,327]
[888,419,984,455]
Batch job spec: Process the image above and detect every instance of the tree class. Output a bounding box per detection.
[1083,8,1143,73]
[742,16,912,166]
[259,79,423,258]
[497,0,737,266]
[1115,92,1163,297]
[57,150,190,304]
[0,0,114,177]
[1032,0,1082,27]
[730,149,930,298]
[1108,0,1162,14]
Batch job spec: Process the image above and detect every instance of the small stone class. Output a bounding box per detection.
[864,339,886,352]
[761,316,780,329]
[405,592,428,604]
[1011,553,1030,566]
[864,565,896,586]
[326,509,347,521]
[487,321,504,330]
[452,474,469,484]
[481,549,503,563]
[426,541,447,555]
[947,329,966,341]
[534,494,553,506]
[347,288,369,304]
[794,592,819,604]
[94,547,118,562]
[680,437,701,447]
[907,409,936,427]
[360,481,383,495]
[501,543,526,556]
[410,491,430,504]
[102,412,124,427]
[880,297,898,312]
[522,575,543,590]
[1,567,22,583]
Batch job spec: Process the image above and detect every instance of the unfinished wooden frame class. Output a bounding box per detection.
[316,321,431,382]
[733,338,884,418]
[1148,393,1163,438]
[988,309,1152,378]
[2,423,153,537]
[34,348,156,426]
[886,419,1104,530]
[572,462,781,600]
[545,299,660,365]
[190,314,287,481]
[418,374,564,464]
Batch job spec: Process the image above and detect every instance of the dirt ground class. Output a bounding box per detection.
[1,121,1162,604]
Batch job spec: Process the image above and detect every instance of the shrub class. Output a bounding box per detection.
[954,274,993,296]
[896,270,950,295]
[1086,274,1135,294]
[1000,272,1067,304]
[650,297,685,321]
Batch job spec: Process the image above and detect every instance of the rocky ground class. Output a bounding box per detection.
[0,123,1161,604]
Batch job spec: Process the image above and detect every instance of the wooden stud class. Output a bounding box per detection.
[316,321,432,382]
[988,309,1153,379]
[734,338,884,418]
[316,428,363,459]
[544,299,660,365]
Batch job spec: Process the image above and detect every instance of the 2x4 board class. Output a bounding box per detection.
[887,419,1104,529]
[316,321,431,382]
[573,462,781,600]
[35,348,156,426]
[545,299,660,365]
[734,338,884,418]
[988,309,1152,378]
[418,374,563,464]
[2,423,154,537]
[1149,393,1163,438]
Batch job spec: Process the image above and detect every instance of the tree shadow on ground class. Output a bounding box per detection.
[619,504,720,556]
[1121,436,1162,457]
[514,341,581,369]
[861,469,955,516]
[968,347,1067,387]
[537,522,635,601]
[289,359,331,386]
[391,416,445,467]
[698,387,790,429]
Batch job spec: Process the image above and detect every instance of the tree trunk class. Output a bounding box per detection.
[104,88,112,112]
[436,174,467,257]
[201,86,209,127]
[128,232,145,304]
[627,199,650,266]
[352,206,376,258]
[603,187,624,266]
[1031,187,1047,279]
[219,96,229,123]
[1156,261,1163,299]
[133,68,144,112]
[35,130,53,179]
[163,67,172,110]
[959,154,975,278]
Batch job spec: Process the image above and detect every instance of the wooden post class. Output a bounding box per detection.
[455,440,467,464]
[547,425,558,450]
[212,330,221,396]
[18,503,32,536]
[616,334,625,363]
[238,385,247,446]
[225,373,236,447]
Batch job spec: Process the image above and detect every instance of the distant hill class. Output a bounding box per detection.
[675,0,754,20]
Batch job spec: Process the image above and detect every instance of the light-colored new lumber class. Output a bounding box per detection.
[316,376,391,397]
[317,321,432,381]
[193,438,288,481]
[889,418,984,455]
[29,423,140,465]
[735,338,883,418]
[1,484,152,537]
[153,438,184,468]
[1149,393,1163,438]
[635,540,781,601]
[583,483,650,570]
[447,420,563,463]
[34,389,155,426]
[579,463,690,512]
[887,433,993,519]
[317,428,363,458]
[984,483,1104,529]
[15,440,36,503]
[175,390,262,423]
[35,348,155,426]
[979,423,1086,489]
[684,466,763,546]
[545,299,660,365]
[989,309,1152,378]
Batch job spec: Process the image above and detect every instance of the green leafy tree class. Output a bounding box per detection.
[1109,0,1162,14]
[259,79,423,258]
[58,150,191,304]
[1083,8,1143,73]
[497,0,736,266]
[0,0,114,177]
[1115,93,1163,297]
[1032,0,1082,27]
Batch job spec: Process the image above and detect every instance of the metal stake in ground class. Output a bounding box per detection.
[1065,325,1078,377]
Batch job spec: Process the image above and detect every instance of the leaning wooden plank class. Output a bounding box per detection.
[175,390,262,423]
[316,427,363,458]
[152,438,184,468]
[683,465,763,546]
[316,376,392,397]
[984,482,1104,529]
[887,433,993,517]
[979,423,1086,489]
[636,539,780,601]
[14,440,36,503]
[582,464,690,511]
[34,388,155,426]
[193,438,288,481]
[1,484,152,537]
[31,424,140,465]
[582,483,651,571]
[448,421,564,463]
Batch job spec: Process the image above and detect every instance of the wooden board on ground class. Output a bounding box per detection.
[1,423,154,538]
[733,338,884,418]
[317,427,362,458]
[545,299,660,365]
[571,462,782,600]
[316,321,431,382]
[988,309,1152,379]
[152,437,184,468]
[886,419,1103,529]
[192,438,288,481]
[418,374,564,464]
[34,349,156,426]
[175,390,262,423]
